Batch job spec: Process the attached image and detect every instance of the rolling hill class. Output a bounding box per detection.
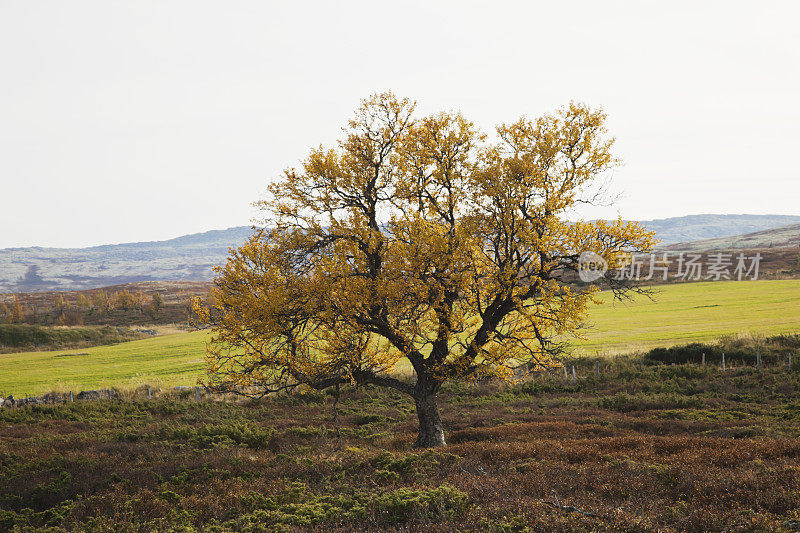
[640,214,800,245]
[664,222,800,251]
[0,226,255,293]
[1,214,799,293]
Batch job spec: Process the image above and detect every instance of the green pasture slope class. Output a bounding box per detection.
[573,279,800,354]
[0,330,211,397]
[1,279,798,396]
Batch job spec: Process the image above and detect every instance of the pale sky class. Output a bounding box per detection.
[1,1,798,248]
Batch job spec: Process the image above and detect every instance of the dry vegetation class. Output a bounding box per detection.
[645,248,800,282]
[2,356,800,532]
[0,281,210,327]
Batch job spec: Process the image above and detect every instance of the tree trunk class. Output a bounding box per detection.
[413,392,446,447]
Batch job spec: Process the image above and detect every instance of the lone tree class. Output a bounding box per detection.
[151,293,165,315]
[194,93,653,447]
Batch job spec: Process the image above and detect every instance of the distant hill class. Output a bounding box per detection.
[664,222,800,251]
[1,214,799,293]
[0,226,255,293]
[639,214,800,245]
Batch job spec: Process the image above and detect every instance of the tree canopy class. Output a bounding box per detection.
[194,93,654,447]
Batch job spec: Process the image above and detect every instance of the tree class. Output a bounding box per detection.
[132,291,148,314]
[54,294,69,323]
[92,290,113,316]
[151,293,165,315]
[55,294,68,313]
[53,295,83,326]
[114,290,136,311]
[11,297,25,323]
[146,293,165,320]
[194,93,654,447]
[76,293,90,310]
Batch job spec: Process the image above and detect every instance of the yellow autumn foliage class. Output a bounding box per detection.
[194,92,654,446]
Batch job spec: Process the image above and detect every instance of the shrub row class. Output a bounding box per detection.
[0,324,141,351]
[645,334,800,365]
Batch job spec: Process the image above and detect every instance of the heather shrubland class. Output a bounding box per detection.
[2,356,800,532]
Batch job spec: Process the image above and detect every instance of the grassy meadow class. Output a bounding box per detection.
[0,331,211,397]
[1,279,799,396]
[574,279,800,354]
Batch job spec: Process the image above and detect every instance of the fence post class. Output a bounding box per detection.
[563,364,568,380]
[701,353,705,366]
[147,386,151,400]
[69,391,73,402]
[722,352,726,371]
[595,360,600,376]
[195,386,200,401]
[571,365,576,383]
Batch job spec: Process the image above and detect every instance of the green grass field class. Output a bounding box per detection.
[0,331,211,397]
[572,279,800,354]
[1,280,798,396]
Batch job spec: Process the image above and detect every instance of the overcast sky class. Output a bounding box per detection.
[1,1,798,248]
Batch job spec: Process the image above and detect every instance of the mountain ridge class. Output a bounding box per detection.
[664,222,800,251]
[2,215,798,293]
[638,214,800,245]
